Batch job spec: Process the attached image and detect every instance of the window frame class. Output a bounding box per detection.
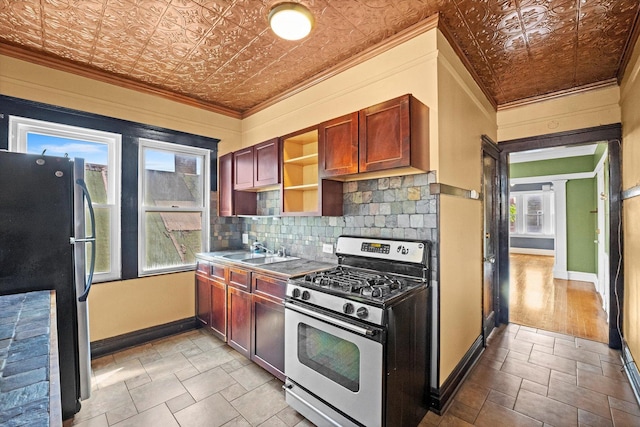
[8,115,122,282]
[138,138,210,276]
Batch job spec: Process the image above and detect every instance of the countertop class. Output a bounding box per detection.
[195,250,336,279]
[0,290,61,426]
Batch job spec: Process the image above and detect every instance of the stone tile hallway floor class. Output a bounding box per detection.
[64,324,640,426]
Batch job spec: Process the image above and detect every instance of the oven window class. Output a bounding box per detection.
[298,324,360,392]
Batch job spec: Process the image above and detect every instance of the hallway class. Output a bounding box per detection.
[509,254,609,343]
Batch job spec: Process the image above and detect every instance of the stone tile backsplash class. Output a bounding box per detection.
[210,172,439,270]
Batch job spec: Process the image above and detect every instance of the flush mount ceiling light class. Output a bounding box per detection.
[268,2,315,41]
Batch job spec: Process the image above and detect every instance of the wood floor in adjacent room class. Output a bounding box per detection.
[509,254,610,343]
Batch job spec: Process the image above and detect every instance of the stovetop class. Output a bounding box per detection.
[301,265,424,302]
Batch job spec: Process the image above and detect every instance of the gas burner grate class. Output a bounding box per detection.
[303,267,409,299]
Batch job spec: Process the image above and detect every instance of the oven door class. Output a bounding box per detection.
[284,300,384,427]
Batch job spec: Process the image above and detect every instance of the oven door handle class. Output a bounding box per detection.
[285,301,378,337]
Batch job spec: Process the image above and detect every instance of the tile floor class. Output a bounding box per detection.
[65,324,640,427]
[421,324,640,426]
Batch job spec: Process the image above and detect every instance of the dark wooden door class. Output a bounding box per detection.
[233,147,254,189]
[218,153,233,217]
[195,274,211,327]
[254,138,280,187]
[482,141,500,342]
[251,294,285,380]
[227,286,252,357]
[359,95,410,172]
[319,112,359,177]
[210,278,227,341]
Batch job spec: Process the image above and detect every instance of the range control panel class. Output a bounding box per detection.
[335,236,427,264]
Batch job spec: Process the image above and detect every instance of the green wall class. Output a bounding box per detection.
[566,178,597,273]
[510,155,595,178]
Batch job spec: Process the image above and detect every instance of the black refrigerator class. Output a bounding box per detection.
[0,150,95,419]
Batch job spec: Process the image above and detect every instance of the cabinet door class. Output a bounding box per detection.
[233,147,254,190]
[195,274,211,327]
[319,112,359,178]
[210,278,227,341]
[254,138,280,187]
[218,153,233,217]
[251,294,285,380]
[359,95,411,172]
[227,286,252,357]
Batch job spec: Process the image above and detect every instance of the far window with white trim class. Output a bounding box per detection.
[138,139,210,275]
[509,189,555,236]
[9,116,122,282]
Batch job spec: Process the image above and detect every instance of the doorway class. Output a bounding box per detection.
[497,125,623,349]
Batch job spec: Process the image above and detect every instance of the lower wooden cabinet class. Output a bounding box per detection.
[195,273,211,327]
[209,277,227,341]
[227,286,252,358]
[252,294,285,380]
[195,258,286,381]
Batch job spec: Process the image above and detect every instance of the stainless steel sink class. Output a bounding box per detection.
[240,255,299,265]
[221,252,265,260]
[219,252,298,265]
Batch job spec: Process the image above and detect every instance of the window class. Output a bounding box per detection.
[509,190,555,236]
[139,139,209,275]
[9,116,122,282]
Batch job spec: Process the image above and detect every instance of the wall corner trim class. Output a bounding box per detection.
[430,335,483,414]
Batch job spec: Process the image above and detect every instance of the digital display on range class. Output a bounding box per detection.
[361,242,390,254]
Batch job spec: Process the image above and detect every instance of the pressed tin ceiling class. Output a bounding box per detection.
[0,0,639,118]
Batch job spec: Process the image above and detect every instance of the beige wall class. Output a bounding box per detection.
[89,272,195,341]
[620,34,640,368]
[0,55,242,153]
[434,31,495,384]
[497,84,621,142]
[0,54,238,340]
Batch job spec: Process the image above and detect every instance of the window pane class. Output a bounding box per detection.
[26,133,110,203]
[144,211,202,270]
[88,207,111,274]
[509,196,517,233]
[143,149,203,207]
[525,195,543,233]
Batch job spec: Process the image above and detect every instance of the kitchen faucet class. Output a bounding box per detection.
[253,241,287,257]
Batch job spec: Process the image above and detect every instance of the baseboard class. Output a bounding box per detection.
[622,340,640,405]
[91,317,197,359]
[429,335,483,414]
[567,271,597,286]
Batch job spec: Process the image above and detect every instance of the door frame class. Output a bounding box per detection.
[497,124,623,348]
[482,135,501,343]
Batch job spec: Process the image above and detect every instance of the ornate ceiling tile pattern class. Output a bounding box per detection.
[0,0,638,114]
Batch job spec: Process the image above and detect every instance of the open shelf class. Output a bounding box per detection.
[281,129,319,215]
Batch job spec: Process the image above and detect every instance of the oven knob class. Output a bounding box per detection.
[292,288,301,298]
[301,290,311,301]
[356,307,369,319]
[343,303,354,314]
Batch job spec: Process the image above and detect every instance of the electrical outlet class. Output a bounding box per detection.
[242,233,249,244]
[323,243,333,254]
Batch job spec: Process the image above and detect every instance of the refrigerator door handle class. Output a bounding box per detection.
[75,178,96,302]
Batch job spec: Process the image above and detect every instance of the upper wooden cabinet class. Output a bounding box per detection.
[319,112,359,178]
[254,138,280,187]
[320,94,429,179]
[218,152,257,217]
[234,138,280,190]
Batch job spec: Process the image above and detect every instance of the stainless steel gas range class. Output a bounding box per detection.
[284,236,431,427]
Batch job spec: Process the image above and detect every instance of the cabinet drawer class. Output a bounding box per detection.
[229,267,251,291]
[252,274,286,301]
[210,263,227,281]
[196,260,210,276]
